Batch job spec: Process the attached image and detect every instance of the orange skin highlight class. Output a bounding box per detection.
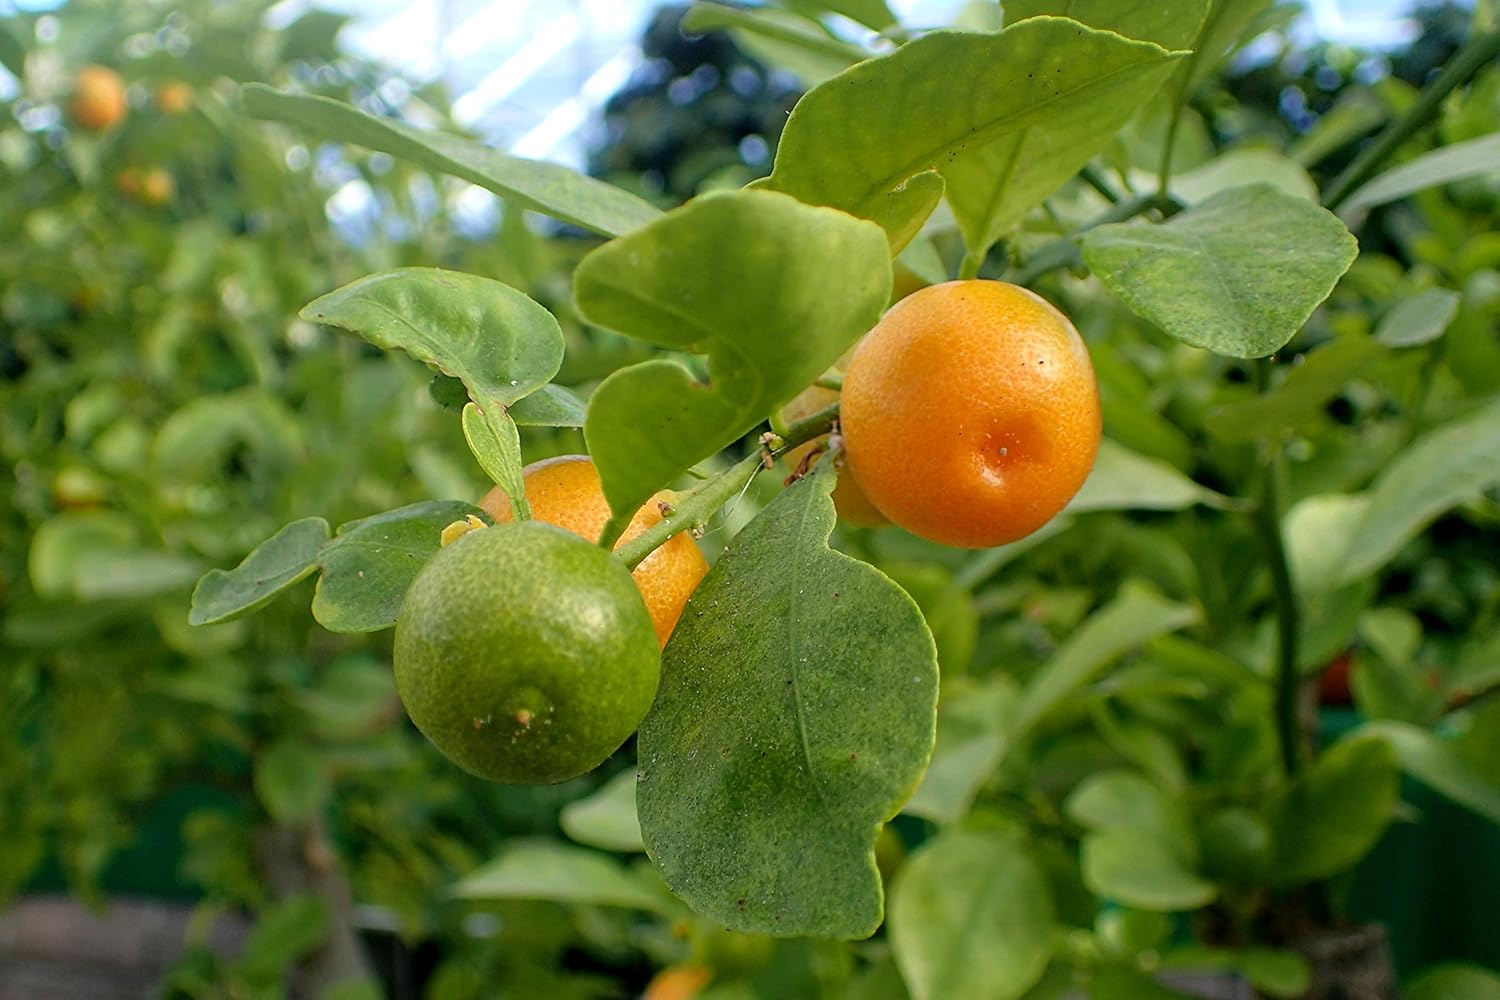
[644,964,712,1000]
[71,66,128,131]
[480,455,708,647]
[841,280,1101,548]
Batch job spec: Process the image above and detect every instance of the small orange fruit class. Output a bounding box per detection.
[156,80,192,115]
[840,280,1101,548]
[138,168,174,206]
[480,456,708,647]
[70,66,127,131]
[644,964,712,1000]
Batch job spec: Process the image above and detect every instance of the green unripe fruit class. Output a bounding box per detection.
[393,521,661,783]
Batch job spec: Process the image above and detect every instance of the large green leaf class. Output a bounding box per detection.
[240,85,659,237]
[1336,395,1500,583]
[759,19,1183,251]
[1003,0,1207,49]
[253,740,329,825]
[903,679,1015,824]
[636,463,937,938]
[1406,964,1500,1000]
[784,0,897,30]
[1342,132,1500,216]
[1282,494,1370,596]
[451,840,666,911]
[1012,584,1198,739]
[1205,336,1388,442]
[575,190,890,531]
[1269,734,1399,885]
[1081,184,1358,358]
[312,501,481,632]
[190,517,329,625]
[889,830,1055,1000]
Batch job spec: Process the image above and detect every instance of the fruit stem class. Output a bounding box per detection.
[612,403,842,570]
[1252,357,1302,777]
[959,248,985,280]
[815,373,844,391]
[1322,28,1500,211]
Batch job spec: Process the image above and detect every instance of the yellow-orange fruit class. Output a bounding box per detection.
[778,384,886,527]
[480,456,708,647]
[70,66,127,131]
[117,167,141,197]
[138,168,174,206]
[156,81,192,115]
[644,964,712,1000]
[841,280,1101,548]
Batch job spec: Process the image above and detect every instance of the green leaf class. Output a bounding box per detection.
[1269,734,1399,885]
[1167,0,1276,93]
[576,190,889,529]
[904,680,1015,824]
[190,521,328,620]
[1282,494,1370,596]
[889,830,1055,1000]
[1374,288,1462,347]
[235,895,330,984]
[0,20,25,79]
[1452,632,1500,702]
[451,840,666,911]
[560,770,644,853]
[300,268,562,409]
[1205,336,1388,442]
[75,549,204,601]
[1067,439,1226,512]
[1012,584,1198,739]
[240,84,659,237]
[1342,132,1500,216]
[1081,830,1217,910]
[1336,395,1500,584]
[312,501,484,633]
[1363,721,1500,827]
[1161,947,1311,999]
[28,512,136,601]
[636,463,937,938]
[1406,964,1500,1000]
[510,383,587,427]
[1003,0,1207,49]
[253,741,329,825]
[761,19,1183,252]
[1065,770,1196,861]
[1171,149,1319,204]
[1081,184,1358,358]
[461,403,528,520]
[683,4,864,87]
[784,0,897,30]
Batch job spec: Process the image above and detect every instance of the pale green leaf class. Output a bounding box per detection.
[1282,494,1370,596]
[461,402,528,520]
[1082,184,1357,358]
[1067,439,1226,512]
[683,4,863,86]
[1065,770,1197,861]
[1172,148,1319,204]
[1342,132,1500,215]
[889,830,1055,1000]
[1337,395,1500,583]
[576,190,889,529]
[253,742,329,825]
[561,770,644,853]
[1363,721,1500,827]
[1081,831,1217,910]
[636,463,937,938]
[241,84,659,237]
[904,680,1015,824]
[1374,288,1461,347]
[451,840,666,911]
[1003,0,1207,49]
[510,383,587,427]
[1206,336,1388,442]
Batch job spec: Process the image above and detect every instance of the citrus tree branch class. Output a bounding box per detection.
[1006,192,1177,286]
[614,402,841,570]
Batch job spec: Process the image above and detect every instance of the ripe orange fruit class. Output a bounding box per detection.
[156,80,192,115]
[480,456,708,647]
[70,66,127,131]
[393,521,660,783]
[840,280,1101,548]
[644,964,712,1000]
[778,384,886,527]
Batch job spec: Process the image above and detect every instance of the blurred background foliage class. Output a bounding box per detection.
[1,0,1499,997]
